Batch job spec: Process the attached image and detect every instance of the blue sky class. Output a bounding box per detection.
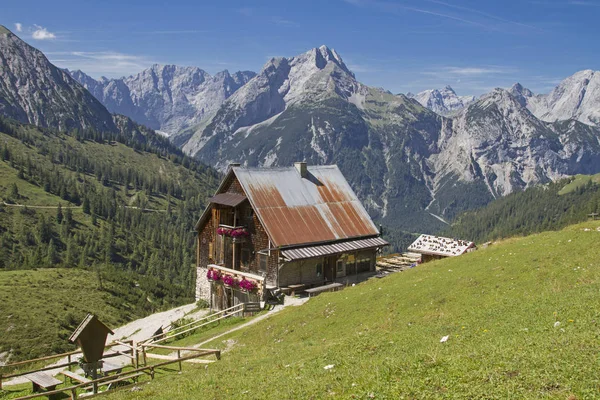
[4,0,599,96]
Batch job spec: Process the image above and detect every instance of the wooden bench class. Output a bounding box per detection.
[243,302,261,314]
[24,372,62,392]
[288,284,306,296]
[60,370,91,384]
[305,283,344,297]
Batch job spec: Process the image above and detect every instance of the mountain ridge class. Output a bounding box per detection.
[68,65,256,136]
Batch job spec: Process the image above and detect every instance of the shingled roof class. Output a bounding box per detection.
[197,164,383,249]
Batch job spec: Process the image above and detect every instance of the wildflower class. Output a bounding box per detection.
[324,364,334,370]
[440,335,449,343]
[554,321,561,328]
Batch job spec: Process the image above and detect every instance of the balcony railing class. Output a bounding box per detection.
[208,264,265,282]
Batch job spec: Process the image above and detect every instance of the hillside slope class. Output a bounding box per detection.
[447,175,600,243]
[0,119,219,361]
[110,221,600,399]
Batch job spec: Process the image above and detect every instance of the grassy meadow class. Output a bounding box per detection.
[103,221,600,399]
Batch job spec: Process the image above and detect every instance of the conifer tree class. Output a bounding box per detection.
[56,203,63,224]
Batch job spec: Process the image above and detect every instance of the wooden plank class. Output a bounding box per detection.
[82,372,145,391]
[243,302,261,312]
[24,372,62,389]
[305,283,343,293]
[144,353,175,360]
[60,370,91,383]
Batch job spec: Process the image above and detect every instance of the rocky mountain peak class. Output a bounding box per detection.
[0,27,117,132]
[412,85,474,116]
[517,69,600,126]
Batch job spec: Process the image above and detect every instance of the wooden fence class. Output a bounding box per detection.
[10,347,220,400]
[0,340,135,390]
[139,303,245,346]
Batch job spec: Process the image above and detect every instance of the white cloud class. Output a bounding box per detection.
[47,51,156,78]
[32,25,56,40]
[15,23,22,32]
[422,65,516,79]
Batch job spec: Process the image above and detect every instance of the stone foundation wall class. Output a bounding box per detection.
[196,266,210,302]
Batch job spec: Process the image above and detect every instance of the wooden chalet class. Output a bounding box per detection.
[195,162,388,309]
[407,234,475,263]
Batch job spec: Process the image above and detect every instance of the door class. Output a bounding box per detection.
[324,257,335,282]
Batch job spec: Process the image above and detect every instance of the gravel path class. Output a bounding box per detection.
[109,303,208,343]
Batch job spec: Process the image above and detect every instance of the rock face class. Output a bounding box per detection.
[509,70,600,127]
[0,26,180,151]
[0,25,117,132]
[176,46,600,233]
[69,66,256,136]
[408,86,475,116]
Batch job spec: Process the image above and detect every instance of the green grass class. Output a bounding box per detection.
[149,315,261,354]
[0,268,175,364]
[105,221,600,399]
[559,173,600,195]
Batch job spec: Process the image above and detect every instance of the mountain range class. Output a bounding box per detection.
[2,23,600,235]
[69,66,255,138]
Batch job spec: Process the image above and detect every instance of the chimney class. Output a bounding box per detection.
[228,162,241,172]
[294,162,308,178]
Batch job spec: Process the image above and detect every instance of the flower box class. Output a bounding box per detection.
[206,269,222,282]
[222,275,239,288]
[239,278,257,292]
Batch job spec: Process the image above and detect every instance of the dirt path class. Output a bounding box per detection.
[1,201,166,212]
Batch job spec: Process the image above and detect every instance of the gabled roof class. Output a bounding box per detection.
[234,165,379,248]
[408,234,475,257]
[196,165,381,248]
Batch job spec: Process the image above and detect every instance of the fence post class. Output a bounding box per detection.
[142,346,147,367]
[0,373,3,390]
[130,341,135,367]
[178,350,182,371]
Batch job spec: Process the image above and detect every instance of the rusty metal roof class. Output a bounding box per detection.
[281,237,389,261]
[208,193,247,207]
[407,234,475,257]
[233,165,380,248]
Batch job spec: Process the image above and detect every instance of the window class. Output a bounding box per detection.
[241,248,250,266]
[246,208,254,220]
[316,263,323,277]
[259,253,268,272]
[336,259,344,273]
